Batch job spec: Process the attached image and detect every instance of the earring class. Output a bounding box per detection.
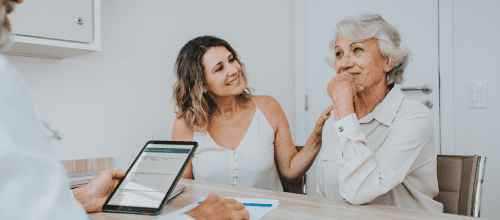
[387,58,391,73]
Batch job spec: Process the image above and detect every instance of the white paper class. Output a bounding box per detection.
[159,197,280,220]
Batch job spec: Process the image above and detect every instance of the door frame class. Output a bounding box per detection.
[293,0,456,154]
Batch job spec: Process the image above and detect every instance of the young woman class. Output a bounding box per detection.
[172,36,332,191]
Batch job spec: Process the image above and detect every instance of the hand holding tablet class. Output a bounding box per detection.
[102,140,198,215]
[73,167,126,213]
[96,140,249,219]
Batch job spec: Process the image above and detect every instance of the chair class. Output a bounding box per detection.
[278,146,307,194]
[434,155,486,217]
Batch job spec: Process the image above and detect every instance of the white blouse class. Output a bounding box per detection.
[192,100,283,191]
[316,85,443,213]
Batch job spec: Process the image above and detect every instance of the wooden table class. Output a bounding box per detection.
[89,179,479,220]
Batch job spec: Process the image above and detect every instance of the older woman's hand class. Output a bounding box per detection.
[327,73,364,120]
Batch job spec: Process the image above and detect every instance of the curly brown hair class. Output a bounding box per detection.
[173,36,253,132]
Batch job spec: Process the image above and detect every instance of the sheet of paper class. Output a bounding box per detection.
[157,202,198,219]
[158,197,280,220]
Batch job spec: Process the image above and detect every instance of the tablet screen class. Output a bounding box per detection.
[107,142,194,208]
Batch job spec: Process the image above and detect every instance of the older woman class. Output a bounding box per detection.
[172,36,333,191]
[316,12,443,213]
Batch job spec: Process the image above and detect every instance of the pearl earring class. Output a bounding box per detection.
[387,58,391,73]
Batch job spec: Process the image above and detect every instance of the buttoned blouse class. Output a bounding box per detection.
[191,100,283,191]
[316,85,443,213]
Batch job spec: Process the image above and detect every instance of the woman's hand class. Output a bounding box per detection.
[326,73,364,120]
[306,104,334,151]
[313,105,334,135]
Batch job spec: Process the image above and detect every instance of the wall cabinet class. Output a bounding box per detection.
[4,0,101,59]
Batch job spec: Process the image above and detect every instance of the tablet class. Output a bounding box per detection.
[102,140,197,215]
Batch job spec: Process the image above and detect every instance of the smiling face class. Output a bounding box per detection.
[334,33,391,91]
[202,46,246,98]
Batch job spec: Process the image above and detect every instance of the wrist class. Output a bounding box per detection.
[312,122,324,134]
[306,128,322,148]
[333,99,354,121]
[186,209,204,220]
[73,186,95,213]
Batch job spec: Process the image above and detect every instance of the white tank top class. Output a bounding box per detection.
[192,99,283,191]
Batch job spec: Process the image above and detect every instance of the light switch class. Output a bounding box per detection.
[472,86,481,102]
[467,81,487,108]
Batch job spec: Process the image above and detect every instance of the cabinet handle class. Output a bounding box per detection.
[77,17,84,25]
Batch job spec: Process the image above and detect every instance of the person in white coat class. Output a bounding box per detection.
[0,0,248,219]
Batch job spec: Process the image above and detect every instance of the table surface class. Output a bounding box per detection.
[89,179,479,220]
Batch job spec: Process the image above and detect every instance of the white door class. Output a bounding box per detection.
[9,0,93,43]
[297,0,440,195]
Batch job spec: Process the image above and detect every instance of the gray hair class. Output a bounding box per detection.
[326,12,411,87]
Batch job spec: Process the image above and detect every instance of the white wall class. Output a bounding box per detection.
[7,0,499,218]
[6,0,294,172]
[453,0,500,218]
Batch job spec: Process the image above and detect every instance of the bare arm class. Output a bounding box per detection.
[171,117,195,179]
[257,96,333,180]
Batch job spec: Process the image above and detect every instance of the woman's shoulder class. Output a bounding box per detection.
[253,95,282,111]
[393,98,434,128]
[172,117,195,141]
[252,95,286,130]
[399,98,433,118]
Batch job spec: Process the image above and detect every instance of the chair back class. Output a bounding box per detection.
[278,146,307,194]
[434,155,486,217]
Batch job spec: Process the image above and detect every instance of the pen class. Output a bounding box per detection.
[196,202,272,207]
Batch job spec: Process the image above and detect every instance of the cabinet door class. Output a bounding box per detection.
[9,0,92,43]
